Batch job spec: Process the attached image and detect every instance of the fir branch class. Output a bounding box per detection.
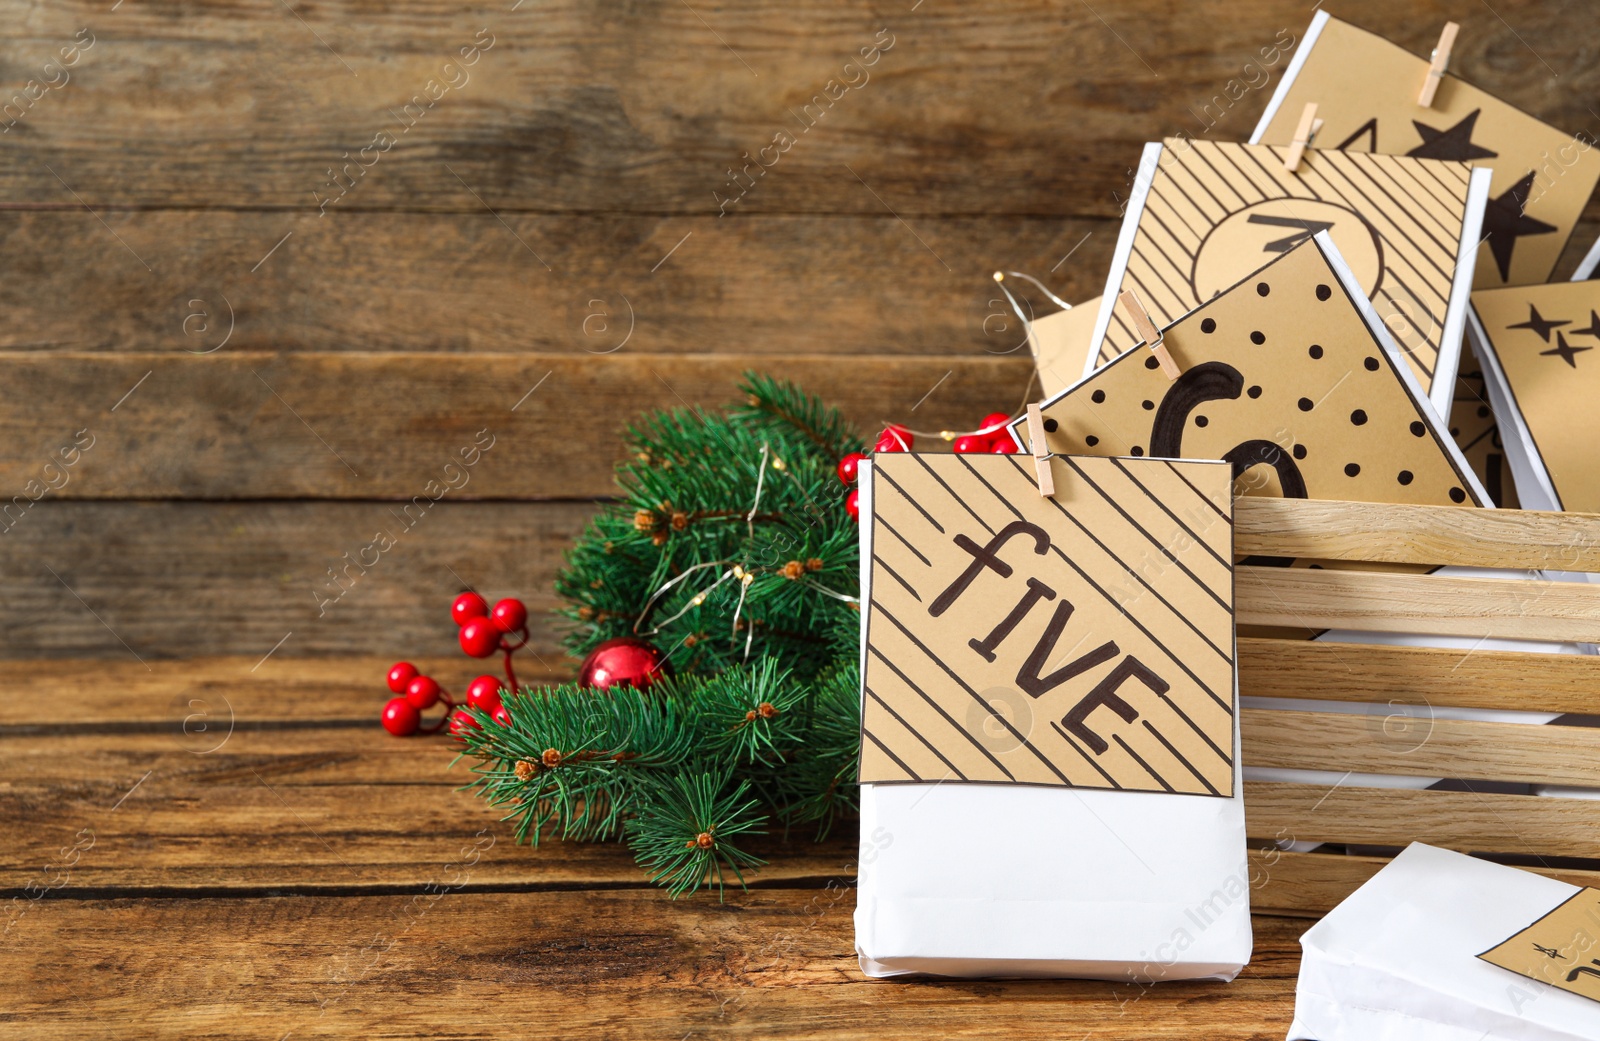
[626,772,767,900]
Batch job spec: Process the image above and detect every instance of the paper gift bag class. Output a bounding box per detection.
[1468,279,1600,515]
[1291,843,1600,1041]
[1084,137,1491,416]
[1253,12,1600,292]
[853,452,1251,981]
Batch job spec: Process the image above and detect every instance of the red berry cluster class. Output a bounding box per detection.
[379,591,530,739]
[835,412,1019,520]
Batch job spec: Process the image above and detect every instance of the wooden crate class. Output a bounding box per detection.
[1233,498,1600,916]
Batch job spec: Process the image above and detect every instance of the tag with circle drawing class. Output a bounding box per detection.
[1480,887,1600,1005]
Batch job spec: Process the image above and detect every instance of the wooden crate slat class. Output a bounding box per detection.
[1235,498,1600,573]
[1241,710,1600,787]
[1237,566,1600,643]
[1244,782,1600,860]
[1239,637,1600,714]
[1248,849,1600,917]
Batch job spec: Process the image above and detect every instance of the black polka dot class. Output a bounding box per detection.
[1256,282,1271,297]
[1195,415,1208,427]
[1476,405,1490,418]
[1450,427,1460,437]
[1043,418,1058,432]
[1297,397,1314,412]
[1309,345,1323,359]
[1397,470,1414,485]
[1201,318,1216,334]
[1316,284,1332,301]
[1247,385,1262,399]
[1344,463,1361,477]
[1141,399,1154,411]
[1085,435,1099,447]
[1364,357,1380,372]
[1250,331,1266,345]
[1350,409,1368,426]
[1091,389,1106,404]
[1131,446,1144,456]
[1145,356,1161,370]
[1449,487,1466,503]
[1292,444,1307,460]
[1409,421,1426,437]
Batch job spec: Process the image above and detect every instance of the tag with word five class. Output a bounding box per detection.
[859,453,1236,797]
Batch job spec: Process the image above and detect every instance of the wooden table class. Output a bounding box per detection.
[1,657,1306,1038]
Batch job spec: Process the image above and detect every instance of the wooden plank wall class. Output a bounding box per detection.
[2,0,1596,664]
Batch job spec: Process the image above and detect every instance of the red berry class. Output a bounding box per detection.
[467,675,504,712]
[459,617,501,658]
[873,425,913,453]
[405,675,441,710]
[845,488,860,521]
[489,598,527,634]
[990,430,1020,453]
[448,709,480,740]
[381,697,421,736]
[952,435,987,454]
[451,591,489,628]
[978,412,1012,438]
[491,703,512,727]
[386,661,418,694]
[837,452,866,484]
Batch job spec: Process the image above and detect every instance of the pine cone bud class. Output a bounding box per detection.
[695,831,715,849]
[541,748,563,768]
[577,606,594,620]
[781,560,803,580]
[514,759,539,781]
[633,509,656,532]
[806,558,823,571]
[670,511,689,531]
[757,701,778,719]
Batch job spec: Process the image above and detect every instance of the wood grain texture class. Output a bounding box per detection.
[0,211,1114,354]
[1250,850,1600,917]
[1238,637,1600,714]
[4,0,1594,218]
[1242,709,1600,787]
[1237,565,1600,643]
[0,352,1029,500]
[1244,782,1600,860]
[1235,497,1600,573]
[0,890,1305,1041]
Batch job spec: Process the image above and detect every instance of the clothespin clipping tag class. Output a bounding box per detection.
[1025,404,1055,499]
[1117,288,1179,380]
[1418,22,1459,108]
[1282,102,1322,173]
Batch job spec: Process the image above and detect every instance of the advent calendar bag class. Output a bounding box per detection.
[853,452,1252,980]
[1291,843,1600,1041]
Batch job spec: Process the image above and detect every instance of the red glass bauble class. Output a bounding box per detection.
[489,597,527,634]
[459,617,501,658]
[386,661,418,694]
[451,591,489,628]
[381,697,421,736]
[578,637,667,692]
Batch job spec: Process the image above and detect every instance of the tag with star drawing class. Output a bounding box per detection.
[1253,12,1600,291]
[1470,281,1600,513]
[1085,137,1489,418]
[1041,234,1487,513]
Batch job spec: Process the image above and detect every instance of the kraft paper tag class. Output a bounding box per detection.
[1031,296,1102,396]
[1471,280,1600,512]
[1042,237,1485,509]
[859,453,1235,797]
[1092,137,1476,405]
[1480,887,1600,1005]
[1449,361,1518,508]
[1256,13,1599,291]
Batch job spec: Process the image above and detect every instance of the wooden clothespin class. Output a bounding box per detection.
[1282,102,1323,173]
[1025,404,1055,498]
[1117,288,1179,380]
[1418,22,1459,108]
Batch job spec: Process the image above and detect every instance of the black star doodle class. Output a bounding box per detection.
[1507,304,1571,343]
[1572,309,1600,339]
[1482,172,1558,282]
[1541,331,1592,368]
[1406,109,1499,162]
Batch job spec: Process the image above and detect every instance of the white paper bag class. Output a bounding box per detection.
[1290,843,1600,1040]
[852,453,1252,981]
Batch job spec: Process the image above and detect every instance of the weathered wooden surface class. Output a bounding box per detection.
[1251,850,1600,917]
